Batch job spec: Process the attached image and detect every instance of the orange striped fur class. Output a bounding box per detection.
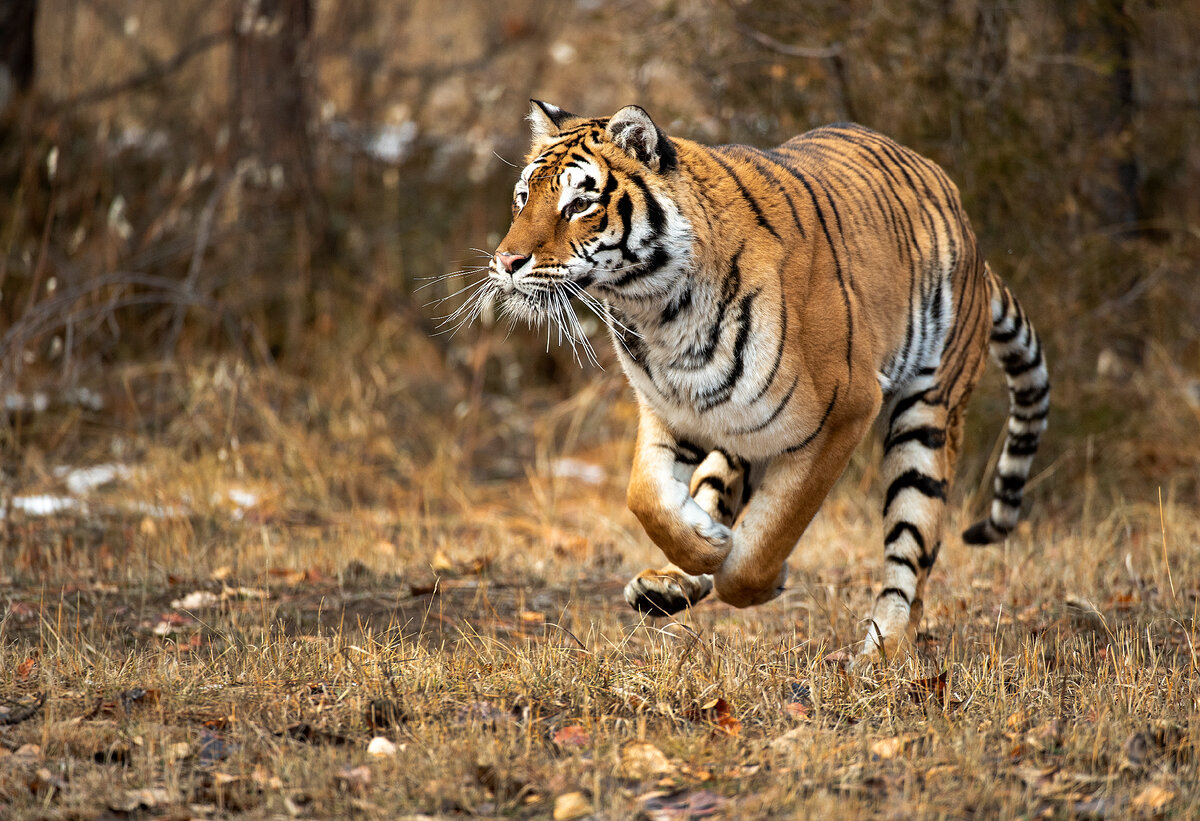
[482,102,1049,661]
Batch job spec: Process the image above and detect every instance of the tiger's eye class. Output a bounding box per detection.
[565,197,591,217]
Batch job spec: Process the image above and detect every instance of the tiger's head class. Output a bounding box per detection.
[486,101,692,334]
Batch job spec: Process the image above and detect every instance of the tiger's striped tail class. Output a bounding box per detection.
[962,267,1049,545]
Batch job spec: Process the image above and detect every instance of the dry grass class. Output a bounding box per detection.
[2,357,1198,820]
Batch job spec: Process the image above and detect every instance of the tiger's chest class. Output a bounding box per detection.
[608,295,804,461]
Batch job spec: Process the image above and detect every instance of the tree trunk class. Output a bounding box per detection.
[230,0,329,355]
[0,0,37,116]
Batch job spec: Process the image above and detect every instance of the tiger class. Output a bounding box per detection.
[477,100,1049,662]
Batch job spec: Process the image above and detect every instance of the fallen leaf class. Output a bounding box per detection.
[908,671,949,705]
[552,725,591,748]
[620,742,675,780]
[1132,785,1174,814]
[520,610,546,623]
[431,549,456,573]
[30,766,68,796]
[15,655,38,681]
[14,743,43,761]
[870,735,915,760]
[684,697,741,736]
[553,791,592,821]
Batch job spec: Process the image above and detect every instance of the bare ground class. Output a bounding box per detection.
[2,396,1198,819]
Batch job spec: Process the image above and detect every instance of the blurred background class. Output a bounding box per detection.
[1,0,1198,565]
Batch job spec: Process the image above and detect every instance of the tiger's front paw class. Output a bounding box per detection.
[680,497,733,549]
[624,567,713,616]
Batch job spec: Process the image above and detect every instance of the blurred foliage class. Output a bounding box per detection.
[1,0,1198,514]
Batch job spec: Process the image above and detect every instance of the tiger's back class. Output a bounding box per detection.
[483,103,1048,662]
[607,122,992,466]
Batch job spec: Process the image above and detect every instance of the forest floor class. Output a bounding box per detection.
[2,370,1198,820]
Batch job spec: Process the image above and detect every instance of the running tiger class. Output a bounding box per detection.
[472,101,1048,661]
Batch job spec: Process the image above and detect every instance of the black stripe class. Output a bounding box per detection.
[695,475,728,496]
[707,151,782,240]
[1005,433,1041,456]
[609,244,670,289]
[884,521,926,552]
[991,322,1021,344]
[879,587,911,604]
[730,374,799,436]
[627,173,666,237]
[660,285,693,324]
[676,249,742,368]
[1013,407,1049,423]
[888,391,928,427]
[1004,345,1044,378]
[995,473,1026,493]
[666,440,705,464]
[598,171,619,205]
[747,295,788,404]
[1013,383,1050,406]
[919,541,942,569]
[886,554,918,576]
[790,169,855,377]
[735,146,807,238]
[783,385,838,454]
[885,425,947,452]
[883,470,947,518]
[696,289,759,412]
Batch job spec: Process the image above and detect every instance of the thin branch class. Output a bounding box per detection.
[51,29,231,113]
[735,23,841,60]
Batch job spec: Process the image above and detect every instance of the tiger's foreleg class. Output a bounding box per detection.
[625,406,737,576]
[624,449,746,616]
[713,392,880,610]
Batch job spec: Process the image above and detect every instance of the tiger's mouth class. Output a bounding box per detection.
[477,267,612,367]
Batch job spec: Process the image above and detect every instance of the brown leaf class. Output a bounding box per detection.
[684,697,741,736]
[431,549,456,573]
[870,735,916,760]
[784,681,812,720]
[907,671,949,705]
[1132,785,1174,815]
[15,655,38,681]
[553,791,592,821]
[620,742,675,780]
[552,724,591,748]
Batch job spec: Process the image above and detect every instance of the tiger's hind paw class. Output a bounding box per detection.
[624,567,713,616]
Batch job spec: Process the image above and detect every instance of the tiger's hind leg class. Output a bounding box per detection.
[624,450,746,616]
[860,374,974,663]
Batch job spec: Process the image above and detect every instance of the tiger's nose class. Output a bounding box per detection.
[496,252,530,274]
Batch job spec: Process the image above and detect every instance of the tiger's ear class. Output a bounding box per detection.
[605,105,677,173]
[527,100,575,143]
